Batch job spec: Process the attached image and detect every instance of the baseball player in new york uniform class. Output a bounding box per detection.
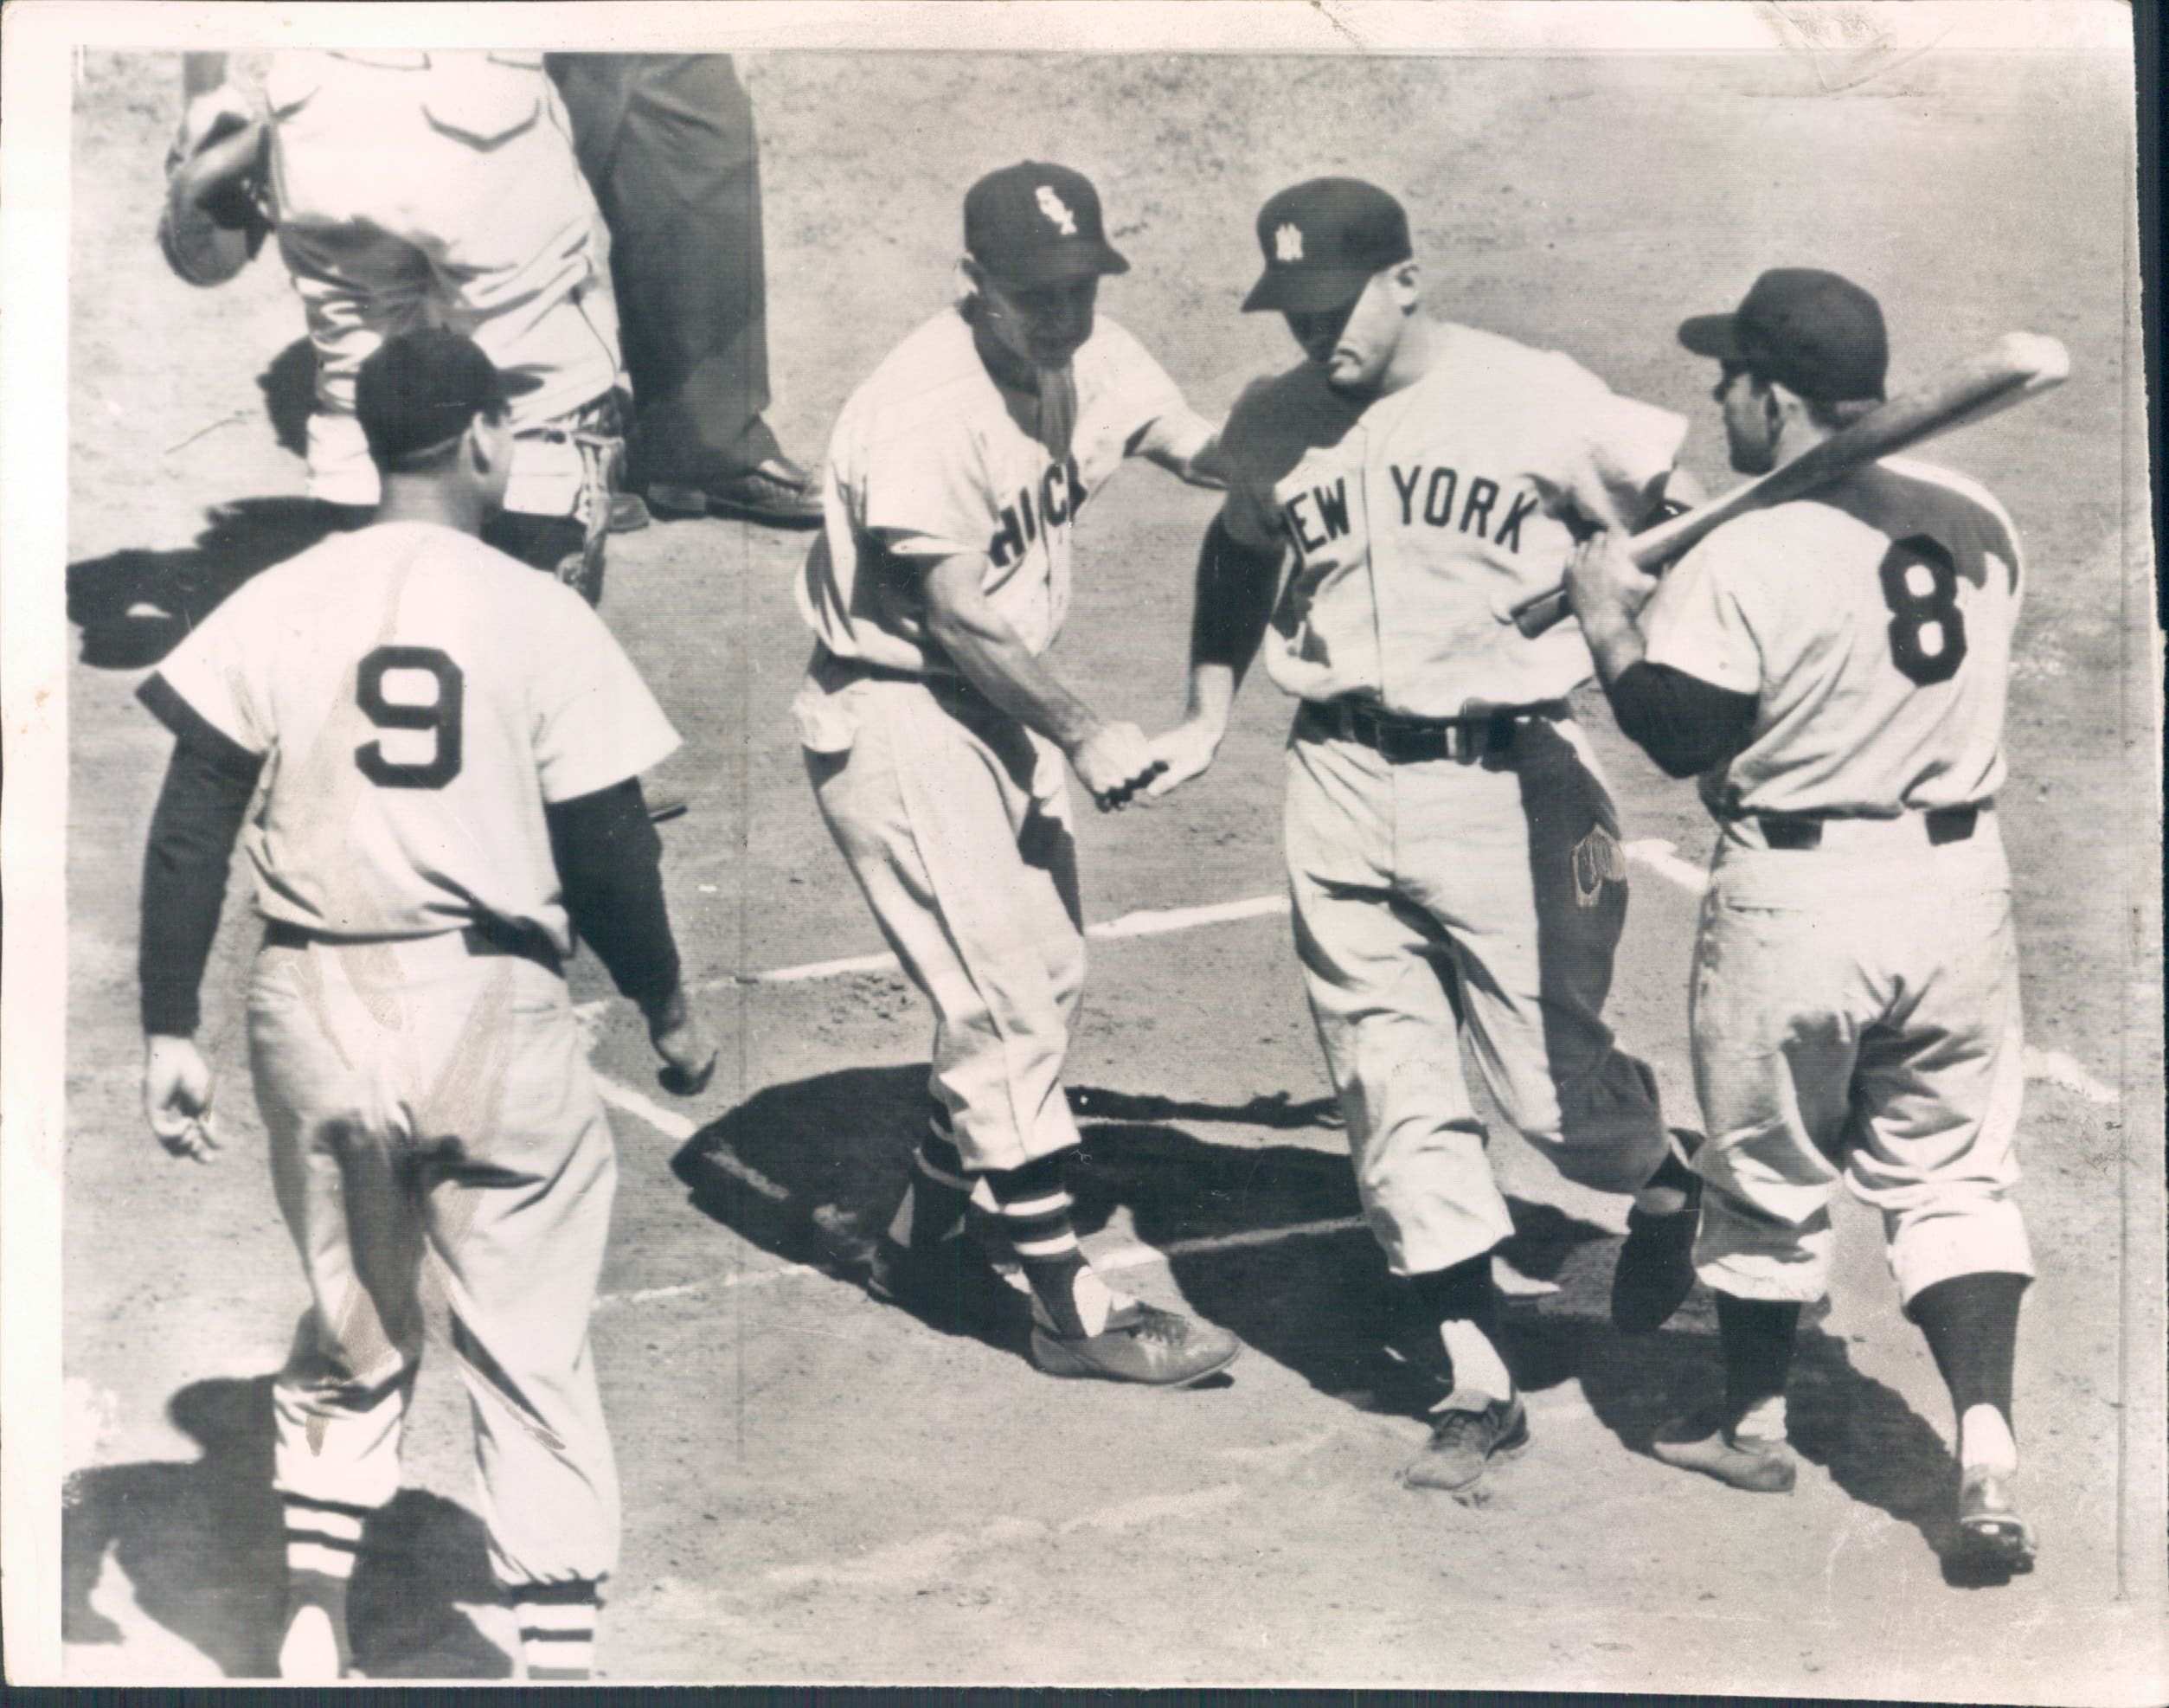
[137,329,716,1679]
[161,51,627,605]
[795,163,1240,1386]
[1150,178,1704,1492]
[1566,270,2038,1572]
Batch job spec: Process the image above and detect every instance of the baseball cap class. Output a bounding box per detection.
[1242,177,1413,313]
[355,327,545,465]
[965,162,1129,285]
[1678,268,1888,402]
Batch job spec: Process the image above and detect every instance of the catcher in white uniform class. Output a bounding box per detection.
[795,163,1239,1386]
[138,329,716,1679]
[1151,178,1704,1493]
[160,50,626,605]
[1566,268,2037,1573]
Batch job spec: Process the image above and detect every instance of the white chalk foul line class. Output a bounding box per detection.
[736,891,1293,986]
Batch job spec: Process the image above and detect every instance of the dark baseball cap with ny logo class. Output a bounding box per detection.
[966,162,1131,285]
[1242,177,1413,313]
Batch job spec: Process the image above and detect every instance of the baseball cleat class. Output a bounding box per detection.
[606,492,651,534]
[1611,1140,1704,1335]
[1028,1301,1242,1387]
[1651,1406,1797,1493]
[868,1235,1034,1339]
[1954,1467,2036,1571]
[1404,1391,1530,1492]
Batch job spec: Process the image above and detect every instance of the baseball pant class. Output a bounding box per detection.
[247,929,621,1589]
[549,55,780,488]
[1285,712,1668,1275]
[1689,815,2032,1307]
[805,672,1086,1174]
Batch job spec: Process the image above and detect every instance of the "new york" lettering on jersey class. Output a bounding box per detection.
[1280,465,1542,561]
[988,456,1086,569]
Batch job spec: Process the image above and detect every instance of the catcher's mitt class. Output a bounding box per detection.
[158,106,274,288]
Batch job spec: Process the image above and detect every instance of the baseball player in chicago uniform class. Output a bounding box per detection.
[1149,178,1704,1492]
[160,51,627,605]
[137,328,717,1679]
[794,162,1240,1386]
[1565,269,2038,1571]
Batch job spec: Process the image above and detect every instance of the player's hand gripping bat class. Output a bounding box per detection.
[1508,331,2070,639]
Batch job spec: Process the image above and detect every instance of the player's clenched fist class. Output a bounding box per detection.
[645,986,719,1097]
[1142,717,1223,799]
[1563,526,1662,628]
[144,1034,221,1163]
[1068,719,1166,811]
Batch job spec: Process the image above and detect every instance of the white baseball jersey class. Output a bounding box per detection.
[795,306,1193,677]
[1642,456,2023,819]
[1217,322,1687,717]
[265,50,620,512]
[151,519,678,952]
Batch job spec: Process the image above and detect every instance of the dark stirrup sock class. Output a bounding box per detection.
[983,1153,1106,1338]
[1715,1292,1802,1435]
[1907,1270,2029,1424]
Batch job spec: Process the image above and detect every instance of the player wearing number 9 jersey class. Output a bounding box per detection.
[136,328,716,1679]
[1566,269,2037,1575]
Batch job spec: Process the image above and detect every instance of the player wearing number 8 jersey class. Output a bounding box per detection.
[137,328,717,1678]
[1565,269,2037,1573]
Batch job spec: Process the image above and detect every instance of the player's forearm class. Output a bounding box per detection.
[1183,517,1283,734]
[1579,604,1648,688]
[547,780,683,1016]
[139,738,257,1037]
[927,589,1106,756]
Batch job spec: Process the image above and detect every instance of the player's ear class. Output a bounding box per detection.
[1389,259,1421,311]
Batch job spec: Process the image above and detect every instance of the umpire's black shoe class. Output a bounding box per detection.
[869,1235,1033,1339]
[648,455,822,530]
[1404,1391,1530,1492]
[1612,1135,1704,1334]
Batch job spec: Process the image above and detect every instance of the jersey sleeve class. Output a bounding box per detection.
[1212,378,1290,552]
[144,589,269,755]
[1546,356,1689,531]
[855,406,994,563]
[1640,522,1769,697]
[1098,321,1197,461]
[529,588,682,804]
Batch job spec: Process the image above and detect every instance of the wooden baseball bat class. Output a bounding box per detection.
[1510,331,2070,639]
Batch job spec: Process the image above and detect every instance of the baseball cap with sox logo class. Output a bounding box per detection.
[1242,177,1414,313]
[965,162,1130,285]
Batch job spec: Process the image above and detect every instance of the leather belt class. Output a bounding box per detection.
[262,917,562,975]
[1754,805,1983,851]
[1299,697,1570,764]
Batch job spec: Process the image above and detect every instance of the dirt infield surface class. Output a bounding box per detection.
[57,42,2163,1694]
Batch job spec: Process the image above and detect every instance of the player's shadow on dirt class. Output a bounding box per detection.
[671,1063,1610,1405]
[679,1063,1998,1577]
[67,497,353,671]
[62,1374,510,1679]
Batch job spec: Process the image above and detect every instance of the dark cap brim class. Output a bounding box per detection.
[1242,265,1376,314]
[977,239,1130,286]
[1678,313,1745,361]
[492,366,550,401]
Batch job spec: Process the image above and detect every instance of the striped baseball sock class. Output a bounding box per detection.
[885,1121,972,1251]
[984,1154,1120,1339]
[279,1493,366,1678]
[509,1579,603,1681]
